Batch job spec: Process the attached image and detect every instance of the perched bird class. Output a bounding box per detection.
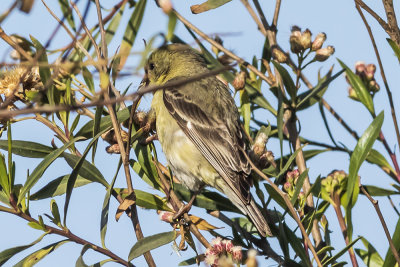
[142,44,271,237]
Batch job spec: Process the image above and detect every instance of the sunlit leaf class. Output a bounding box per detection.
[0,140,54,158]
[387,38,400,64]
[355,237,384,267]
[190,0,232,14]
[128,231,176,260]
[338,59,375,115]
[0,233,47,266]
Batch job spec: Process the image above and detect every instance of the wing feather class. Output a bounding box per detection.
[163,76,252,203]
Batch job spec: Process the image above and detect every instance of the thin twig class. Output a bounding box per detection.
[382,0,400,46]
[1,204,132,266]
[240,0,267,36]
[0,66,231,119]
[355,3,400,161]
[360,185,400,266]
[272,0,282,29]
[354,0,389,32]
[332,193,359,267]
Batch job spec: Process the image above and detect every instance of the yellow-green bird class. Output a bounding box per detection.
[142,44,271,237]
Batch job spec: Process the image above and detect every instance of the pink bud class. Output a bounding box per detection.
[312,32,326,51]
[158,211,174,223]
[314,46,335,62]
[211,237,224,254]
[231,246,243,263]
[222,239,233,252]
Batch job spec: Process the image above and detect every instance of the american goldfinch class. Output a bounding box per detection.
[142,44,271,237]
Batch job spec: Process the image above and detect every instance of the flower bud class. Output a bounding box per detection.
[222,239,233,252]
[231,246,243,263]
[366,64,376,80]
[211,237,224,254]
[355,61,366,75]
[369,80,380,92]
[232,71,246,90]
[300,29,312,50]
[212,35,223,55]
[106,144,121,154]
[158,211,174,223]
[290,26,303,54]
[271,47,288,63]
[311,32,326,51]
[158,0,173,13]
[348,86,359,101]
[314,46,335,62]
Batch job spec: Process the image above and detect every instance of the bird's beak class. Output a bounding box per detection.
[139,72,149,92]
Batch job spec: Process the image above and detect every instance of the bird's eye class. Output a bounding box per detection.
[149,63,155,70]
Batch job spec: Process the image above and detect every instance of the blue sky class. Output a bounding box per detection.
[1,0,399,266]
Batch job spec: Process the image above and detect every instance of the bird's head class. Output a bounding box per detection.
[140,43,207,88]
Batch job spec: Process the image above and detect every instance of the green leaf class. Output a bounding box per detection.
[166,13,177,42]
[240,89,251,135]
[64,130,108,225]
[75,106,131,139]
[0,233,47,265]
[355,237,384,267]
[272,61,297,101]
[30,174,92,200]
[119,0,147,68]
[383,215,400,267]
[58,0,76,31]
[63,153,109,188]
[366,149,397,178]
[190,0,232,14]
[174,184,240,213]
[135,190,172,211]
[101,160,121,248]
[130,160,161,191]
[0,153,9,196]
[105,3,125,45]
[346,111,384,208]
[18,138,82,203]
[178,256,197,266]
[0,140,54,158]
[14,240,69,267]
[296,69,344,110]
[338,59,375,115]
[284,223,311,265]
[322,236,361,265]
[75,244,112,267]
[82,67,95,93]
[128,231,176,260]
[30,35,54,105]
[361,185,399,197]
[291,169,308,204]
[264,184,286,210]
[387,38,400,64]
[50,199,61,226]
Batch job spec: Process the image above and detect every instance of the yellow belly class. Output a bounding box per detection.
[151,90,221,192]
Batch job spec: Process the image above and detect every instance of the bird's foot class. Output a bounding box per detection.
[173,194,197,220]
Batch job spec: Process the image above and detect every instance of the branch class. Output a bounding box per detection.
[360,185,400,266]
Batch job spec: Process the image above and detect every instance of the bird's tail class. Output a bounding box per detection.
[243,198,272,237]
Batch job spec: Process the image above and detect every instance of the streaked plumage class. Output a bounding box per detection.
[144,44,271,237]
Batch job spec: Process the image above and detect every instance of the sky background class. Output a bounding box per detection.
[1,0,400,266]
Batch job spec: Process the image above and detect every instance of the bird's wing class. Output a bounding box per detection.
[163,76,252,203]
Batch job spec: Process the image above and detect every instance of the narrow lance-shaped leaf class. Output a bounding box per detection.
[272,61,297,101]
[64,129,109,225]
[346,111,384,208]
[101,160,121,248]
[338,59,375,115]
[30,35,55,105]
[58,0,76,31]
[30,174,92,200]
[18,137,82,204]
[190,0,232,14]
[0,233,47,266]
[291,169,308,204]
[13,240,69,267]
[355,237,384,267]
[0,140,54,158]
[128,231,176,261]
[322,237,362,265]
[119,0,147,68]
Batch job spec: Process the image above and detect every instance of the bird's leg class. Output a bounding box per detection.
[172,185,205,220]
